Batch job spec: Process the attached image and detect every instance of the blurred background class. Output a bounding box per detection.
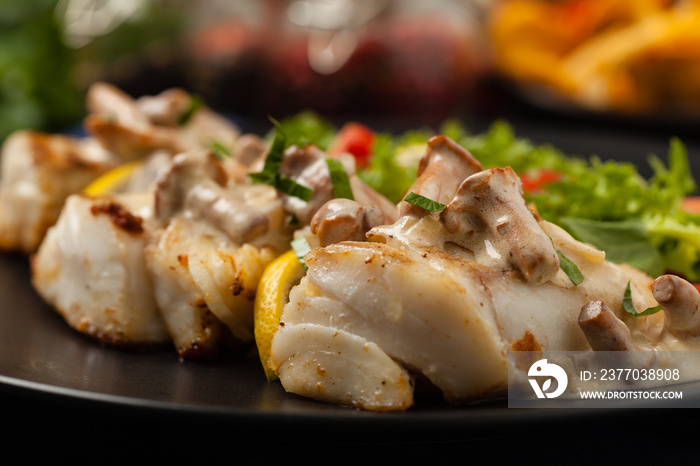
[2,0,700,140]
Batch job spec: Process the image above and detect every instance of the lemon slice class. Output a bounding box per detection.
[254,249,305,381]
[83,161,141,196]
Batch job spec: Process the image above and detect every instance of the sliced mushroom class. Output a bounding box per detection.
[441,167,559,284]
[279,145,334,225]
[83,114,181,161]
[154,150,269,244]
[136,88,192,126]
[349,175,399,225]
[399,135,482,218]
[84,82,240,161]
[279,146,397,226]
[579,300,638,351]
[653,274,700,337]
[233,134,268,168]
[311,198,388,247]
[86,82,151,128]
[179,107,240,152]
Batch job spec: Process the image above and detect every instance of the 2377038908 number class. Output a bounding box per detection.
[598,368,680,381]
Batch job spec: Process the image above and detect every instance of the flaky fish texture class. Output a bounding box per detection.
[26,111,399,358]
[0,131,117,253]
[145,215,277,358]
[269,135,673,411]
[31,193,170,347]
[0,82,243,255]
[30,149,285,357]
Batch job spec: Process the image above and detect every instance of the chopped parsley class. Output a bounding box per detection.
[291,236,312,270]
[276,176,313,202]
[557,251,584,285]
[249,130,286,184]
[622,281,661,317]
[403,192,446,212]
[250,129,313,201]
[178,94,203,125]
[326,159,354,200]
[211,141,231,161]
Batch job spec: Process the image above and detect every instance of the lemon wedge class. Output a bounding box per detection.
[83,161,141,196]
[254,249,305,381]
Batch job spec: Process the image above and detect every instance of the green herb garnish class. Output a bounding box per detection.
[276,176,313,201]
[557,251,584,285]
[178,94,203,125]
[622,281,661,317]
[291,236,312,270]
[250,130,286,184]
[211,141,231,161]
[250,130,313,201]
[403,192,447,212]
[326,159,354,200]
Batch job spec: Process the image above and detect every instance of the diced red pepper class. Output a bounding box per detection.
[520,169,562,193]
[328,122,375,168]
[682,196,700,214]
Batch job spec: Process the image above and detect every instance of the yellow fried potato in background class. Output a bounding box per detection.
[488,0,700,114]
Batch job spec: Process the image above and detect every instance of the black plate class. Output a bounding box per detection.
[2,226,700,418]
[0,253,564,433]
[4,249,700,465]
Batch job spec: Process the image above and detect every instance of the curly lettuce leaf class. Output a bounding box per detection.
[644,214,700,280]
[267,111,336,151]
[559,217,663,276]
[358,132,424,204]
[447,120,670,223]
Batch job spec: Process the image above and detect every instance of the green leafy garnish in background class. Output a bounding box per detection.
[0,0,82,141]
[0,0,186,143]
[559,218,663,277]
[359,132,428,204]
[268,111,336,150]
